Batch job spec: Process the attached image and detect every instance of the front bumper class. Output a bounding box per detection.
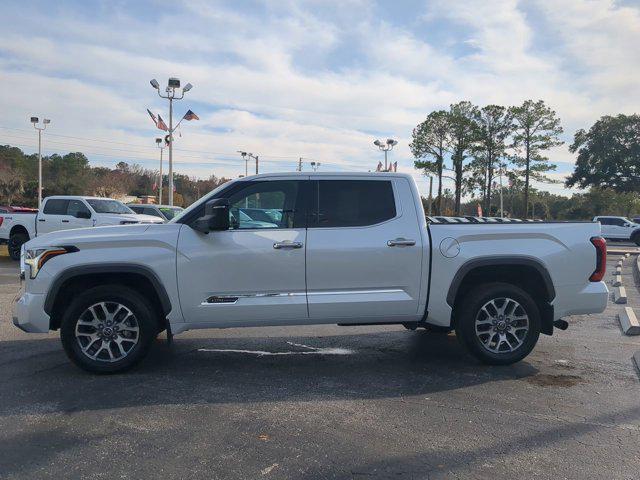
[12,284,50,333]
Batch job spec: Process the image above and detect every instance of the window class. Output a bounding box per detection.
[43,199,69,215]
[312,180,396,228]
[144,208,163,218]
[129,206,144,214]
[611,218,626,226]
[86,199,133,214]
[67,200,91,217]
[227,181,302,229]
[159,207,182,220]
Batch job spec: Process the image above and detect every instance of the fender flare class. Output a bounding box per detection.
[44,263,172,316]
[446,256,556,307]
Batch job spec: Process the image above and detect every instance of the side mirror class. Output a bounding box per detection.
[76,210,91,219]
[625,223,631,227]
[192,198,230,234]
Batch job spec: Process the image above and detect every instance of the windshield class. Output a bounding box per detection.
[159,207,183,220]
[86,199,134,214]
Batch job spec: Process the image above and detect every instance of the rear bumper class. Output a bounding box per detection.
[12,288,50,333]
[552,281,609,319]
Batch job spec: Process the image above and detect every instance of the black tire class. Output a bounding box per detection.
[403,322,418,330]
[455,282,541,365]
[60,284,158,374]
[8,232,29,261]
[632,234,640,246]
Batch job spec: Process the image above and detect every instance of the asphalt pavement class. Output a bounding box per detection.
[0,253,639,479]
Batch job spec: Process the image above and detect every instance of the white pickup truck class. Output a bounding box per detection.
[593,216,640,245]
[13,172,609,373]
[0,196,163,260]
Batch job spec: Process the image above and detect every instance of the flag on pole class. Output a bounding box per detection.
[147,109,158,127]
[393,161,398,172]
[376,161,383,172]
[183,109,199,121]
[157,115,168,131]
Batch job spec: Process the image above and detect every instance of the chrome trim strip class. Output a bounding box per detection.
[201,289,404,305]
[308,289,403,296]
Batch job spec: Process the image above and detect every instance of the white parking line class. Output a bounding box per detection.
[198,341,354,356]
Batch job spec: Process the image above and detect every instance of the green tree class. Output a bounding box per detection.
[566,114,640,192]
[471,105,513,214]
[447,101,477,215]
[410,110,449,215]
[509,100,563,218]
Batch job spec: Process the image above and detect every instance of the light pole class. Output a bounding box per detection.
[150,77,193,206]
[30,117,50,208]
[373,138,398,171]
[155,137,164,204]
[310,161,321,171]
[237,151,249,177]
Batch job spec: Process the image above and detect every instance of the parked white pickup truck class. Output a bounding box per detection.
[0,196,163,260]
[593,216,640,245]
[13,172,609,373]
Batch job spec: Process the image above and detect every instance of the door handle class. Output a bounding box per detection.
[38,219,45,222]
[62,220,69,223]
[273,241,303,249]
[387,238,416,247]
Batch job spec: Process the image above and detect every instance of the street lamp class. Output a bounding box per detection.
[237,151,249,177]
[30,116,51,208]
[310,161,321,171]
[155,137,164,204]
[373,138,398,171]
[150,77,193,206]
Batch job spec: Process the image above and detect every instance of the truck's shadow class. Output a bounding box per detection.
[0,329,539,418]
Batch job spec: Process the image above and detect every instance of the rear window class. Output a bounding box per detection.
[43,199,69,215]
[312,180,396,228]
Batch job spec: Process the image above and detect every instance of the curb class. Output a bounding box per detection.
[618,307,640,335]
[613,275,622,287]
[614,286,627,304]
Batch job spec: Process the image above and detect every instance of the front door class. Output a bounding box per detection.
[176,178,309,325]
[305,176,424,322]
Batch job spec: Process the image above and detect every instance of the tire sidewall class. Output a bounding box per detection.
[456,282,541,365]
[8,233,28,261]
[60,285,157,374]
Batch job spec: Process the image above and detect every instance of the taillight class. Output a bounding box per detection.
[589,236,606,282]
[0,217,3,227]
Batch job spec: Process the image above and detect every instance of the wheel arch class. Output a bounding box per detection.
[45,264,172,331]
[447,256,555,335]
[10,224,30,238]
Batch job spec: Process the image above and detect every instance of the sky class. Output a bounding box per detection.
[1,0,639,198]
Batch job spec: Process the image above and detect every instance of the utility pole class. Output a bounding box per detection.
[30,117,50,208]
[428,176,433,215]
[298,157,303,172]
[255,155,259,174]
[155,138,164,204]
[499,162,504,219]
[150,77,193,206]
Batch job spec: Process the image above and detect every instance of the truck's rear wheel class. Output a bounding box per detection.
[60,285,158,374]
[455,282,540,365]
[8,232,28,261]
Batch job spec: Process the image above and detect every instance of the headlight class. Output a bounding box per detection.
[24,246,77,279]
[19,245,26,280]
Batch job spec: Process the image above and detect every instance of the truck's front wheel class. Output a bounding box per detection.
[8,232,28,261]
[455,283,541,365]
[60,285,158,374]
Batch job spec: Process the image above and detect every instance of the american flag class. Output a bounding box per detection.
[146,109,158,127]
[157,115,168,131]
[183,109,199,121]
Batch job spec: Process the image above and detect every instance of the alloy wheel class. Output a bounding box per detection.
[474,297,530,354]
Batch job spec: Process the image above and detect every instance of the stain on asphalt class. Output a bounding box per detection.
[525,373,584,387]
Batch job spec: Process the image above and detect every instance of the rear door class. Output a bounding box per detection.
[305,176,423,322]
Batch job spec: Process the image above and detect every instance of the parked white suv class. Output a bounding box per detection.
[0,196,163,259]
[593,216,640,245]
[13,173,609,373]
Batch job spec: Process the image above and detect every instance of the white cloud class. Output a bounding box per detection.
[0,0,638,199]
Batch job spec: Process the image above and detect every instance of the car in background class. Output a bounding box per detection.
[0,206,38,214]
[128,204,184,222]
[1,196,163,260]
[593,215,640,245]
